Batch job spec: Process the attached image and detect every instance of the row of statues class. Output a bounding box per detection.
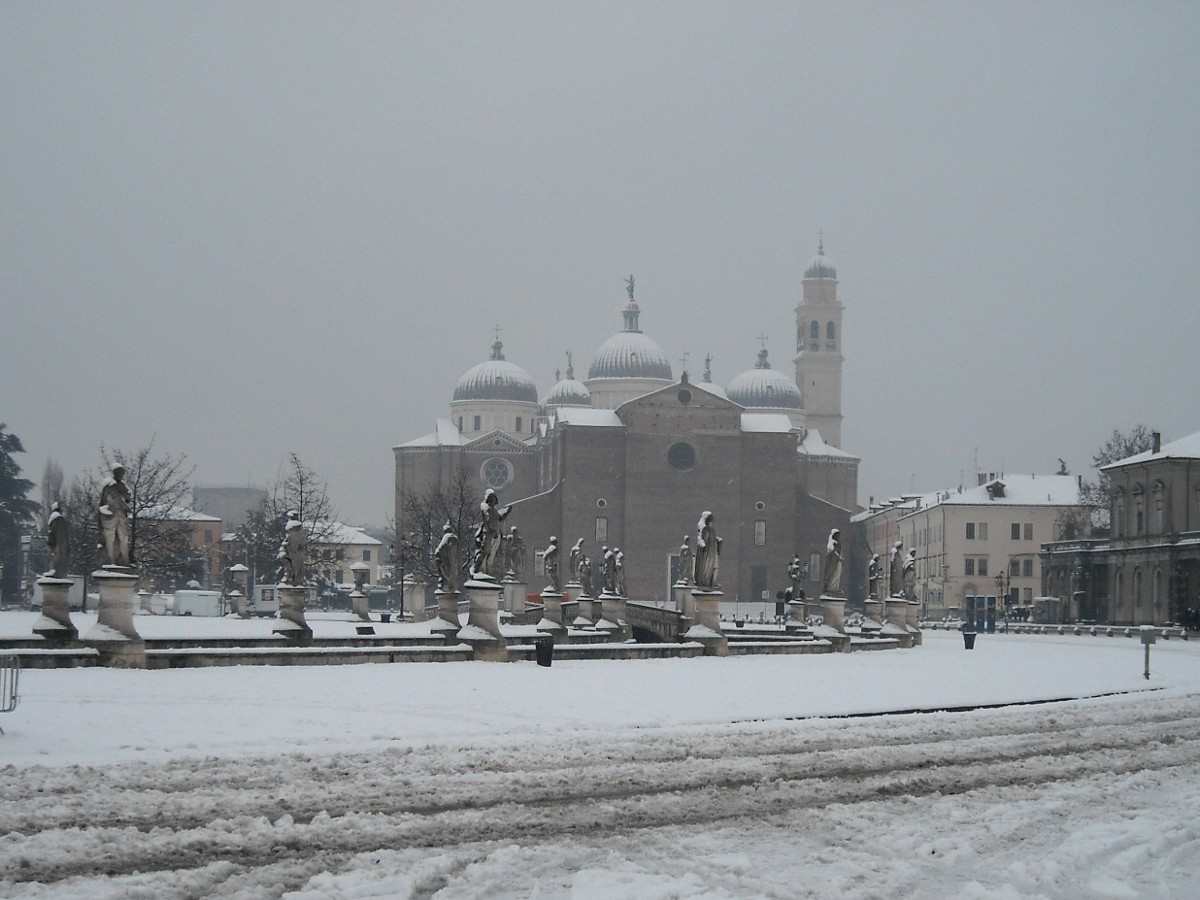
[867,540,916,601]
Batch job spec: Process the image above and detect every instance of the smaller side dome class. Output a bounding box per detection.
[804,238,837,280]
[545,353,592,408]
[453,338,539,403]
[726,347,803,410]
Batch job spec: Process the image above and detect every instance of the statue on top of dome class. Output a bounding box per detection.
[625,275,635,301]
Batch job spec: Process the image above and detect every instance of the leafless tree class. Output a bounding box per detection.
[1057,425,1157,539]
[394,463,481,584]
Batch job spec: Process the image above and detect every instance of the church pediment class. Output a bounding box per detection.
[617,380,745,415]
[463,430,534,453]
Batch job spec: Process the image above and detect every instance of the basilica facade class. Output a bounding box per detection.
[394,246,860,604]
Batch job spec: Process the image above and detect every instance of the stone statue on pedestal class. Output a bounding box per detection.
[614,547,626,596]
[471,489,511,578]
[903,549,917,602]
[46,501,70,578]
[788,554,803,598]
[577,554,592,593]
[602,545,616,594]
[677,536,692,585]
[693,511,722,589]
[868,554,881,600]
[505,526,526,578]
[823,528,843,597]
[543,535,560,591]
[279,510,307,586]
[97,466,132,568]
[889,540,904,597]
[569,538,584,582]
[434,522,460,593]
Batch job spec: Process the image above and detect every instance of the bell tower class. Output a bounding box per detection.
[793,238,843,447]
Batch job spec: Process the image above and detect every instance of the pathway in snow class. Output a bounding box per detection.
[2,689,1198,898]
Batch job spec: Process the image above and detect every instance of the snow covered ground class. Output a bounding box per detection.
[2,617,1199,898]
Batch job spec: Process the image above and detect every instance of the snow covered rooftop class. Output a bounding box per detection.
[798,429,860,460]
[1101,429,1200,470]
[146,506,222,523]
[310,522,382,546]
[553,407,623,427]
[902,474,1082,514]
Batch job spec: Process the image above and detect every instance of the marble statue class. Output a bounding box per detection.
[543,535,560,591]
[97,465,132,567]
[868,554,881,600]
[625,274,635,300]
[693,511,722,589]
[787,554,803,597]
[46,501,70,578]
[903,548,917,602]
[577,554,592,592]
[471,488,511,578]
[677,535,692,585]
[505,525,526,578]
[614,547,626,596]
[569,538,584,583]
[602,545,616,594]
[889,540,904,598]
[823,528,843,597]
[434,522,460,593]
[279,510,307,586]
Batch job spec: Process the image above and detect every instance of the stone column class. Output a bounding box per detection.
[684,588,728,655]
[881,597,913,649]
[820,596,846,632]
[673,581,694,622]
[33,576,77,640]
[862,599,884,632]
[273,584,312,641]
[572,590,597,627]
[537,588,567,642]
[84,567,145,667]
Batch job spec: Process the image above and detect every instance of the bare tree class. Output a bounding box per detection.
[1057,425,1158,538]
[231,453,339,590]
[38,457,64,530]
[394,463,481,584]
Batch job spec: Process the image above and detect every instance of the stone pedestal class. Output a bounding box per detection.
[273,584,312,641]
[84,567,145,667]
[460,575,508,661]
[33,577,77,640]
[351,589,371,621]
[137,589,154,614]
[880,596,914,648]
[673,581,694,619]
[597,591,628,639]
[573,593,598,627]
[907,601,923,646]
[862,599,884,632]
[502,579,526,614]
[537,588,567,641]
[684,589,728,656]
[228,589,249,619]
[564,580,583,605]
[431,588,461,638]
[820,596,846,632]
[787,598,807,623]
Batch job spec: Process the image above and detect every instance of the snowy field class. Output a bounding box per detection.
[2,618,1199,898]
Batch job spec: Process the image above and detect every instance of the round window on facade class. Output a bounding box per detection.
[596,498,607,508]
[755,501,766,511]
[667,442,696,472]
[677,389,692,405]
[480,457,514,489]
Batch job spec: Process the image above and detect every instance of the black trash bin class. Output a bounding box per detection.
[535,637,554,667]
[963,630,977,650]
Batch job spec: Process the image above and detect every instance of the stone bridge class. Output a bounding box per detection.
[624,601,688,643]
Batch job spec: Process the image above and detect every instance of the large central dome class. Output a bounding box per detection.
[587,286,673,381]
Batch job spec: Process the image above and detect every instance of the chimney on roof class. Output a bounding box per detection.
[1152,431,1161,453]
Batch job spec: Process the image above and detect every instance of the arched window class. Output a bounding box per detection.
[826,321,836,341]
[810,321,820,341]
[1114,489,1127,538]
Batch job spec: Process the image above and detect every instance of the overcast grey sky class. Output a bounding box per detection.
[3,2,1198,526]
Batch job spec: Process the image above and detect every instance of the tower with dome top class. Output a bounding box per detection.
[793,239,844,447]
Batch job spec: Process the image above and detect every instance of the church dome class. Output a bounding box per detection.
[588,331,673,380]
[545,354,592,408]
[453,339,538,403]
[804,239,837,280]
[587,281,673,381]
[726,348,803,410]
